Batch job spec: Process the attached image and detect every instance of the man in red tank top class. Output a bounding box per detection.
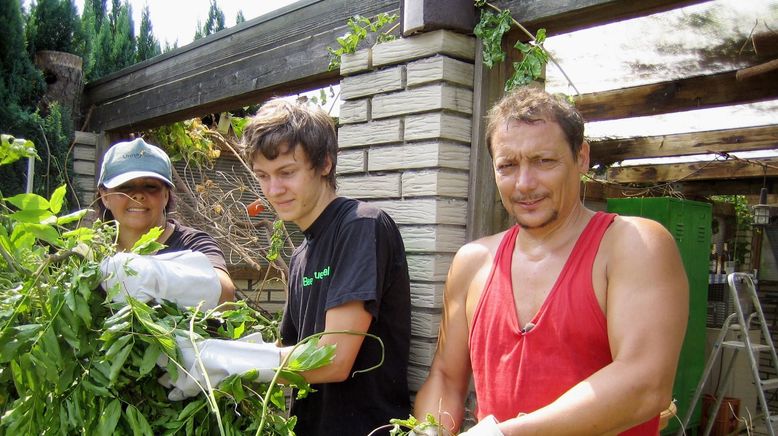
[413,88,689,435]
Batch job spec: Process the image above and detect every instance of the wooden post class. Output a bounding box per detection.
[400,0,476,36]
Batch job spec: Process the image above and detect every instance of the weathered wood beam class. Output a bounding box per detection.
[590,125,778,166]
[83,0,398,133]
[576,69,778,122]
[754,32,778,57]
[492,0,705,35]
[607,157,778,184]
[674,178,778,198]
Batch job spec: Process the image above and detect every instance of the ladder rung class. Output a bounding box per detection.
[762,378,778,390]
[721,340,771,352]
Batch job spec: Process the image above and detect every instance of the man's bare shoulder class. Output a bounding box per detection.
[604,215,679,260]
[448,230,509,282]
[454,231,506,264]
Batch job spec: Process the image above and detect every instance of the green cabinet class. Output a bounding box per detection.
[607,197,711,435]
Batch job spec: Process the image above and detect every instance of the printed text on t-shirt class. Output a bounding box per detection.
[303,265,331,287]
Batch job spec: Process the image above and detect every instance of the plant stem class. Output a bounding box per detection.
[188,303,226,436]
[255,330,385,435]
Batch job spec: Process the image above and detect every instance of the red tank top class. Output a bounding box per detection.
[468,212,658,434]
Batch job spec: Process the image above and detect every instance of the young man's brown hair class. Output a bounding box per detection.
[241,99,338,189]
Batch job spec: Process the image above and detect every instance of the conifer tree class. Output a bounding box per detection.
[0,0,44,112]
[194,0,225,40]
[25,0,81,55]
[235,10,245,25]
[136,5,160,62]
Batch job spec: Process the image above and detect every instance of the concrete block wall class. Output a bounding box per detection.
[337,30,476,391]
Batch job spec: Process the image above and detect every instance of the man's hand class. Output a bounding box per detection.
[158,333,284,401]
[459,416,503,436]
[100,250,220,309]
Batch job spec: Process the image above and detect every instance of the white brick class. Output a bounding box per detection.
[373,30,475,67]
[338,119,402,148]
[407,253,454,282]
[340,66,404,100]
[336,149,365,174]
[407,56,474,87]
[401,225,466,253]
[372,84,473,119]
[408,365,428,392]
[405,112,472,143]
[409,337,437,366]
[411,282,444,308]
[402,170,469,198]
[370,199,468,225]
[337,174,400,199]
[340,49,371,76]
[338,99,368,124]
[368,142,470,171]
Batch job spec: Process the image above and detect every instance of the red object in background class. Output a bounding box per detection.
[247,199,265,217]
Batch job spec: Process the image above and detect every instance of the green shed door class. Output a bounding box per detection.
[607,197,712,435]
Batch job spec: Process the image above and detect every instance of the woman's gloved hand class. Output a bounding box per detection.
[100,250,220,309]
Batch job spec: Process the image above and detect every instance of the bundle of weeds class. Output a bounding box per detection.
[0,135,333,435]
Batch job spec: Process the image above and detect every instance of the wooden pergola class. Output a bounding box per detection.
[74,0,778,429]
[80,0,778,229]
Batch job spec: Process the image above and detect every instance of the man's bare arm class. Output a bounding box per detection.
[289,300,373,384]
[498,217,688,435]
[415,242,491,432]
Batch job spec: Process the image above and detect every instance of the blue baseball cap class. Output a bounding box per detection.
[98,138,174,189]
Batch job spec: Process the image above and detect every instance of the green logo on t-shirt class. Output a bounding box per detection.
[303,265,331,287]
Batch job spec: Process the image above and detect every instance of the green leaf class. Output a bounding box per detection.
[9,208,54,224]
[0,324,43,362]
[139,343,161,376]
[108,338,135,384]
[129,298,175,353]
[131,227,165,254]
[104,334,133,359]
[13,222,60,245]
[58,209,90,225]
[126,404,154,436]
[96,398,122,436]
[49,184,67,214]
[4,192,50,211]
[0,134,38,165]
[285,339,335,372]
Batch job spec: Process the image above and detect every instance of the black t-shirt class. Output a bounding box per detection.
[280,197,411,436]
[159,219,228,272]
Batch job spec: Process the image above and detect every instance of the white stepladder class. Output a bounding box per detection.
[679,273,778,436]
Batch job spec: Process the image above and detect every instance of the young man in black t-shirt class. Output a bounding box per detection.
[241,99,412,435]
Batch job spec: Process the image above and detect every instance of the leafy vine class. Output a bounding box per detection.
[326,13,400,71]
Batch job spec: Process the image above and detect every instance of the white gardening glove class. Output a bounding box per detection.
[459,416,503,436]
[160,332,284,401]
[100,250,220,310]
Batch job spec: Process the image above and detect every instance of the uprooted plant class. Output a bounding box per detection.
[0,134,336,435]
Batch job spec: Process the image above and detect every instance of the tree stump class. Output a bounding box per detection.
[34,50,84,125]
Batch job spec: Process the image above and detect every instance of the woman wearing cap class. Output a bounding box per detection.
[97,138,235,308]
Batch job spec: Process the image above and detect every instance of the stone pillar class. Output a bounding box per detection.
[336,30,476,391]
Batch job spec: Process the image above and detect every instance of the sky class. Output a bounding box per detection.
[71,0,302,47]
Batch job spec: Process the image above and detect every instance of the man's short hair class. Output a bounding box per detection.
[485,87,585,160]
[241,99,338,189]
